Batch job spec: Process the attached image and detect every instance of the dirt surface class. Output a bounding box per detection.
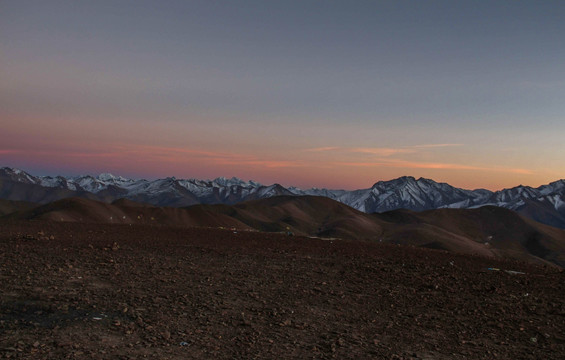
[1,220,564,359]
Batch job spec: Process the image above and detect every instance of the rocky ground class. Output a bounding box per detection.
[1,220,564,359]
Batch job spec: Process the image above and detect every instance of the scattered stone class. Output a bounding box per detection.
[2,221,563,359]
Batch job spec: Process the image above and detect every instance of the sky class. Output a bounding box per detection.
[1,0,565,190]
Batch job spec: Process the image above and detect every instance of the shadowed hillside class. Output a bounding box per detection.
[0,179,98,204]
[200,195,385,239]
[376,207,565,267]
[0,199,37,216]
[5,197,250,230]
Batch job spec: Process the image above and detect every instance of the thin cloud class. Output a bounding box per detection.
[505,168,534,175]
[409,143,464,149]
[351,147,415,156]
[304,147,341,152]
[0,149,23,155]
[222,159,305,168]
[305,143,533,175]
[64,151,122,158]
[2,144,306,170]
[334,159,533,174]
[125,145,306,168]
[1,148,120,159]
[304,144,463,157]
[123,145,236,159]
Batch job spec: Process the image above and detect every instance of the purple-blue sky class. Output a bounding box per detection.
[1,0,565,190]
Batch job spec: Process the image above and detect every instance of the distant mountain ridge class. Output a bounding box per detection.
[1,166,565,228]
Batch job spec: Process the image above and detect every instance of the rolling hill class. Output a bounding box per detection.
[4,195,565,267]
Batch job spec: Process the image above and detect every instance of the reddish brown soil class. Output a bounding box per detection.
[9,196,565,267]
[1,220,564,359]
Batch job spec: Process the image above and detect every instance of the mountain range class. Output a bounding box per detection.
[1,166,565,229]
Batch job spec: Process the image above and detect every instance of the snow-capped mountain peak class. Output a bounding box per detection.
[97,173,132,183]
[0,167,39,184]
[539,180,565,195]
[212,176,249,187]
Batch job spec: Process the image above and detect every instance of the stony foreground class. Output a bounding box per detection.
[1,221,564,359]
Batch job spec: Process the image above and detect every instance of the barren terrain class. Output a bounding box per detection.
[5,196,565,267]
[1,220,564,359]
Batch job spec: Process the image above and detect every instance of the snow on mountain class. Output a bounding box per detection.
[336,176,487,213]
[253,184,294,198]
[488,185,539,205]
[0,167,41,184]
[210,176,250,188]
[172,177,264,204]
[50,173,133,193]
[551,194,565,210]
[39,176,77,191]
[287,186,347,200]
[539,180,565,196]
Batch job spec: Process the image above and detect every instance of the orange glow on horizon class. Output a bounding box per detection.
[1,114,562,192]
[0,139,557,192]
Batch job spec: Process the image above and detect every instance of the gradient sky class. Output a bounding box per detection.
[1,1,565,190]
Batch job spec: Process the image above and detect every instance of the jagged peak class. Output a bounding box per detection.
[97,173,118,181]
[372,175,428,188]
[396,175,417,182]
[211,176,260,187]
[416,176,442,184]
[66,174,96,182]
[1,167,26,174]
[0,167,38,183]
[544,179,565,187]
